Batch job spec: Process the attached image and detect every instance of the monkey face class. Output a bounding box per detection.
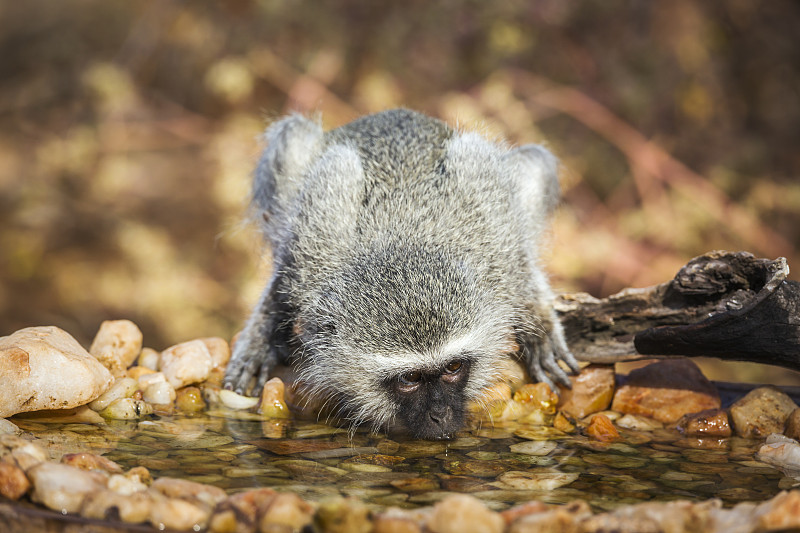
[385,358,471,440]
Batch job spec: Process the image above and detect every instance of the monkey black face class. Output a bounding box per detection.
[386,358,471,440]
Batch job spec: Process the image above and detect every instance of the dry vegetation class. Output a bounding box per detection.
[1,1,798,383]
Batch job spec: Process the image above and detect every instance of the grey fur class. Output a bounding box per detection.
[223,109,579,436]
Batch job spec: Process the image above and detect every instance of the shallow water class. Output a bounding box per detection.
[13,408,789,513]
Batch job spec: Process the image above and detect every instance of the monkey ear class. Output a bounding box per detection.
[252,114,324,222]
[504,144,561,215]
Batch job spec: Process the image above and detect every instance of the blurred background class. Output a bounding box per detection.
[1,1,798,384]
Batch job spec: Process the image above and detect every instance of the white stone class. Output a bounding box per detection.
[89,320,143,378]
[28,462,106,514]
[0,419,21,435]
[98,398,153,420]
[756,434,800,477]
[143,381,176,405]
[138,371,167,388]
[200,337,231,370]
[88,377,138,411]
[219,389,259,410]
[0,327,114,418]
[137,348,160,370]
[159,340,212,389]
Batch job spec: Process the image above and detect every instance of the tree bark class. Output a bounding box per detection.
[556,251,800,371]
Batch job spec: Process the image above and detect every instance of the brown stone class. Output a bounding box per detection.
[586,413,619,442]
[611,359,720,424]
[677,408,732,437]
[785,408,800,440]
[557,364,615,419]
[730,386,798,439]
[0,461,30,500]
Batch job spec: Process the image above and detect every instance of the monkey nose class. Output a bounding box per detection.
[428,406,452,426]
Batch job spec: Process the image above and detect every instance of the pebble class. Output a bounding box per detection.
[557,364,615,418]
[497,470,579,491]
[616,414,664,431]
[0,418,21,435]
[61,452,123,473]
[137,347,160,370]
[729,386,798,438]
[426,494,504,533]
[784,408,800,440]
[756,434,800,477]
[509,440,557,456]
[89,319,143,378]
[611,359,721,423]
[677,408,732,437]
[98,398,154,420]
[219,388,259,410]
[314,497,372,533]
[27,462,107,514]
[0,326,114,417]
[158,339,213,389]
[586,413,620,442]
[89,376,138,411]
[199,337,231,370]
[175,386,207,413]
[0,461,30,500]
[143,380,176,405]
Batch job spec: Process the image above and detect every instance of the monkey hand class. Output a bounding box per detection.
[222,332,277,397]
[524,322,580,392]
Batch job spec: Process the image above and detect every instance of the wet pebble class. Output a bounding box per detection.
[730,386,798,438]
[557,364,615,418]
[497,470,579,491]
[509,440,557,456]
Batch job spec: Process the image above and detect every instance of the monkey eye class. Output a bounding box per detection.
[399,370,422,386]
[444,360,463,374]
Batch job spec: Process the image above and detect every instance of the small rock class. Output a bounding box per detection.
[552,412,576,433]
[581,499,715,533]
[507,500,591,533]
[611,359,720,423]
[259,377,291,418]
[314,497,372,533]
[616,414,664,431]
[0,419,21,435]
[89,376,138,411]
[208,487,277,533]
[159,339,213,389]
[81,489,153,524]
[175,386,207,413]
[143,380,176,405]
[677,408,732,437]
[259,492,315,532]
[61,452,123,474]
[0,326,113,418]
[426,494,504,533]
[150,476,227,509]
[754,489,800,531]
[89,320,143,378]
[557,364,615,418]
[586,413,619,442]
[497,470,579,491]
[127,366,156,381]
[0,461,30,500]
[108,473,148,495]
[137,348,160,370]
[200,337,231,370]
[98,398,153,420]
[28,462,106,514]
[372,515,423,533]
[148,492,211,531]
[730,386,798,438]
[509,440,557,456]
[756,434,800,477]
[786,408,800,440]
[219,389,259,410]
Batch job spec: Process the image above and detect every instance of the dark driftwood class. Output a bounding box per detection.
[556,251,800,371]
